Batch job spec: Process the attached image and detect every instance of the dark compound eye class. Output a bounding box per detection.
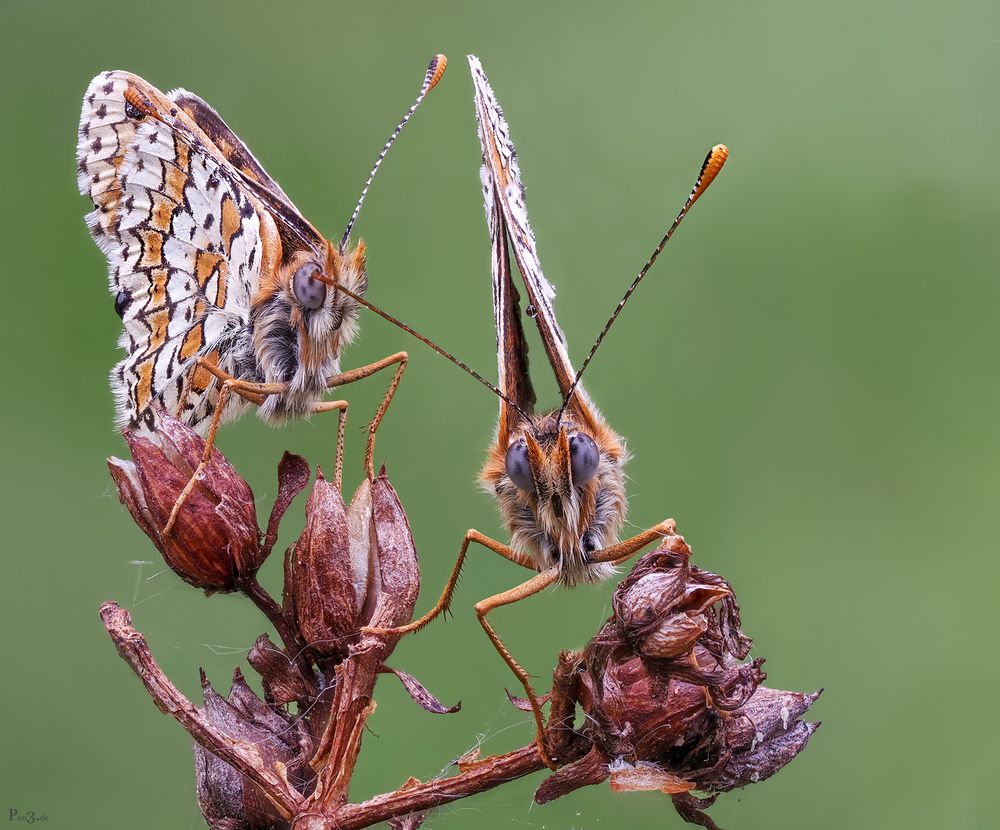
[569,433,600,486]
[292,262,326,310]
[504,440,534,492]
[114,289,130,318]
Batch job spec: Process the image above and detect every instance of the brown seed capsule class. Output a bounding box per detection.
[285,471,364,658]
[547,637,820,823]
[108,414,260,592]
[612,540,750,664]
[578,646,714,761]
[365,472,420,631]
[247,633,315,706]
[690,686,823,793]
[538,545,821,826]
[285,469,421,659]
[194,669,311,828]
[618,568,723,658]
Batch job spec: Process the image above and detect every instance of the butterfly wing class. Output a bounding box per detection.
[168,88,293,203]
[169,88,331,261]
[78,71,290,434]
[479,152,536,431]
[469,55,578,408]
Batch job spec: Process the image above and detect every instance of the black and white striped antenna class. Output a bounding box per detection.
[556,144,730,425]
[311,273,531,420]
[339,54,447,252]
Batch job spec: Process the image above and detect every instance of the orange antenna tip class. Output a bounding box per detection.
[691,144,728,206]
[427,54,448,91]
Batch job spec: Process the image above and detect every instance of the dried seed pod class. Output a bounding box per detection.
[365,472,420,631]
[286,471,365,658]
[691,687,823,793]
[194,670,310,828]
[578,645,716,761]
[285,469,421,661]
[537,547,821,828]
[612,539,747,663]
[247,634,315,706]
[108,414,260,592]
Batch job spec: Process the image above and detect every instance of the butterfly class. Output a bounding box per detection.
[78,55,446,526]
[360,55,728,768]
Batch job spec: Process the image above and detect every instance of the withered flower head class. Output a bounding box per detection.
[612,535,751,663]
[108,413,261,591]
[285,469,419,659]
[576,647,716,761]
[537,540,821,829]
[689,682,822,794]
[195,668,312,829]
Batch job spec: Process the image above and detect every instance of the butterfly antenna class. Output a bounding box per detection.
[312,274,531,420]
[557,144,729,423]
[339,54,448,252]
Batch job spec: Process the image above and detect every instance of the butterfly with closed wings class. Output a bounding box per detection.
[351,56,729,768]
[78,55,447,530]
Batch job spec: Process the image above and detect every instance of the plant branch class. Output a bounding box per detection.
[291,743,581,830]
[307,634,395,809]
[292,651,591,829]
[100,601,305,820]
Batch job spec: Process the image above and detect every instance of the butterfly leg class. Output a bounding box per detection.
[587,519,678,566]
[325,351,408,480]
[362,531,556,767]
[174,358,274,414]
[475,570,561,769]
[164,362,287,535]
[361,530,538,638]
[190,361,351,490]
[470,523,676,765]
[308,398,349,493]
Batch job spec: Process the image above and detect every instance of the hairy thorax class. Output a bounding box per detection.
[249,244,365,421]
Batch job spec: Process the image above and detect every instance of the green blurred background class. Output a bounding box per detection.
[2,0,998,827]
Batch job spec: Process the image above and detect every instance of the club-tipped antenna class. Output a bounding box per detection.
[339,54,448,252]
[557,144,729,424]
[312,273,531,420]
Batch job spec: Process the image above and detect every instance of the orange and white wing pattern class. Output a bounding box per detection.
[77,71,272,434]
[469,55,578,402]
[168,86,329,258]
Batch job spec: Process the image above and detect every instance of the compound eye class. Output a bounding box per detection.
[292,262,326,310]
[504,440,534,492]
[569,433,600,486]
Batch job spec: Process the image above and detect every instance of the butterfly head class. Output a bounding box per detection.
[280,240,367,348]
[252,239,366,419]
[481,399,628,585]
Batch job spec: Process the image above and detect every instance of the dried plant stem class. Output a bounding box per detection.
[304,745,549,830]
[101,600,592,830]
[99,601,305,819]
[304,668,590,830]
[308,655,380,808]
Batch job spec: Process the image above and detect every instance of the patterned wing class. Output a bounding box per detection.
[469,55,577,401]
[169,88,329,259]
[480,160,536,422]
[168,88,294,203]
[78,71,278,434]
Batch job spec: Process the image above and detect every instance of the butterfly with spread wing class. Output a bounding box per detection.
[352,56,729,767]
[78,55,446,530]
